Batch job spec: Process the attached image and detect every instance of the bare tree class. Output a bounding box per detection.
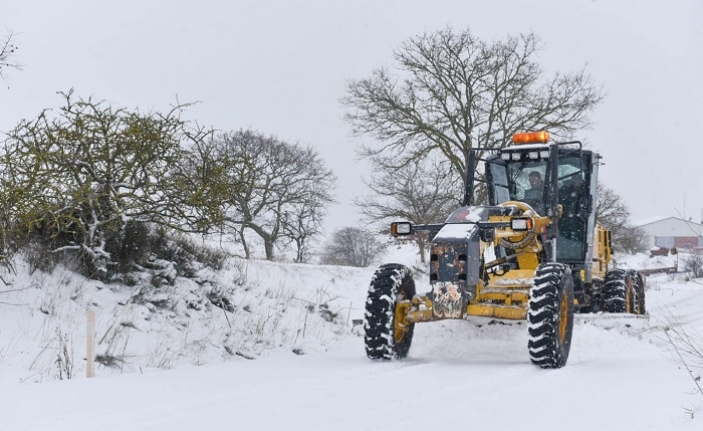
[0,31,20,80]
[618,226,649,255]
[210,130,335,261]
[595,182,629,234]
[282,204,325,264]
[356,156,461,263]
[595,182,644,253]
[320,227,385,267]
[343,27,603,203]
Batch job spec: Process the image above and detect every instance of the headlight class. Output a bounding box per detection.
[540,150,550,159]
[391,222,412,235]
[501,152,511,161]
[511,152,521,161]
[528,151,539,160]
[510,218,533,231]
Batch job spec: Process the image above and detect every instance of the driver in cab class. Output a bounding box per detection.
[524,171,543,200]
[523,171,544,213]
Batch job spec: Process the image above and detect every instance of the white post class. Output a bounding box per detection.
[86,309,96,378]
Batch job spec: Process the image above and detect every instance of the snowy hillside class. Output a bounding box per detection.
[0,251,380,383]
[0,247,702,430]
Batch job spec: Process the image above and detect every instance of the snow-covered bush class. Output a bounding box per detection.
[684,253,703,278]
[0,91,222,280]
[17,218,226,285]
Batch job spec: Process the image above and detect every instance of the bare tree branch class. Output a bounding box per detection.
[320,227,385,267]
[356,155,461,262]
[595,181,646,254]
[0,31,21,81]
[343,27,604,204]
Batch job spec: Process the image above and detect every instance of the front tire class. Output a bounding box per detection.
[364,264,416,360]
[528,263,575,369]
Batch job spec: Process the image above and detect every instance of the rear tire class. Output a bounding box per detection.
[528,263,575,369]
[603,269,635,313]
[628,269,646,314]
[364,264,416,360]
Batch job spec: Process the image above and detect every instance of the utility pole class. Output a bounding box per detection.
[683,191,686,220]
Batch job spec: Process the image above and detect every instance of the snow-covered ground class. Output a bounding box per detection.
[0,246,701,430]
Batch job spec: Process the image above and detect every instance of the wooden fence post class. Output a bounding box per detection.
[87,309,96,378]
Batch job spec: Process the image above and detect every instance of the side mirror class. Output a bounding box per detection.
[391,222,413,236]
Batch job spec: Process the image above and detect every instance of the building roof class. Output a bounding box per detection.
[633,216,703,240]
[634,216,703,227]
[632,216,675,228]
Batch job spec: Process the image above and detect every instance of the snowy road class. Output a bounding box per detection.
[1,292,700,431]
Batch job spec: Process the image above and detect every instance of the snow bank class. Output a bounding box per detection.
[0,253,383,383]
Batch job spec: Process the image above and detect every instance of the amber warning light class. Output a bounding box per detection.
[512,131,550,145]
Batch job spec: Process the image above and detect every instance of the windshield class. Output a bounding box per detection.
[487,154,585,203]
[488,159,548,213]
[507,161,547,201]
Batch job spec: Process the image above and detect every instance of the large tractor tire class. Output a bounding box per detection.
[603,269,636,313]
[364,264,416,360]
[528,263,575,369]
[628,269,646,314]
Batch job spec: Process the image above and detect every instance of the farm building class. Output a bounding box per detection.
[633,216,703,249]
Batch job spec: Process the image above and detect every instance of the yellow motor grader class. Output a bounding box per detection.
[363,131,646,368]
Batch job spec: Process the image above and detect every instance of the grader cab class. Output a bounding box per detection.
[363,131,646,369]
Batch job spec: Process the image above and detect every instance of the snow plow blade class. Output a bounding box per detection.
[575,313,650,332]
[575,313,649,321]
[638,267,677,276]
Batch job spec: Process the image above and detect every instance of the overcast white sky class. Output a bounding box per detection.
[2,0,702,233]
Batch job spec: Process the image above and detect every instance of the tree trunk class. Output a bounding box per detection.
[247,223,276,261]
[264,240,274,261]
[294,238,305,263]
[418,237,426,264]
[239,229,250,259]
